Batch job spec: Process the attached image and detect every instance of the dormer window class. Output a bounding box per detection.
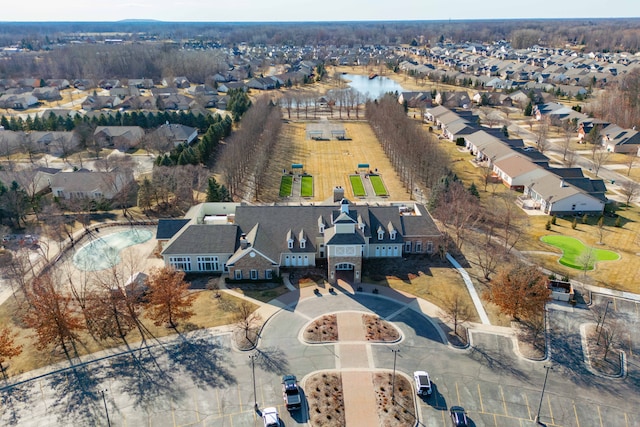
[377,225,385,241]
[286,229,293,249]
[319,223,325,233]
[299,230,306,249]
[318,216,325,234]
[390,230,397,240]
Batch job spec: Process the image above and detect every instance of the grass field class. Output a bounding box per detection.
[540,235,620,270]
[369,174,388,196]
[301,175,313,197]
[350,174,367,197]
[279,175,293,197]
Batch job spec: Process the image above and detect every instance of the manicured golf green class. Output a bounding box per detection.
[541,235,620,270]
[369,174,388,196]
[301,176,313,197]
[279,175,293,197]
[349,175,366,197]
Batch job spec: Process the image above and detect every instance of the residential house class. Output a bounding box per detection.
[93,126,145,151]
[152,123,198,147]
[50,169,135,201]
[398,92,433,108]
[81,95,122,111]
[601,125,640,153]
[523,173,605,215]
[127,79,155,89]
[156,94,193,111]
[0,93,38,110]
[32,87,62,101]
[246,77,278,90]
[28,131,81,157]
[159,196,443,284]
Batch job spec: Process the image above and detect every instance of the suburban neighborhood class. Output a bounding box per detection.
[0,18,639,427]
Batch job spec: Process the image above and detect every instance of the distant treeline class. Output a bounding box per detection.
[0,110,222,133]
[0,19,639,54]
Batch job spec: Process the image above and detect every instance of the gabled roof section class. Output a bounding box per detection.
[162,224,239,255]
[156,219,190,240]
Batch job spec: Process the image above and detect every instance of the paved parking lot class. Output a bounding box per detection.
[2,292,639,426]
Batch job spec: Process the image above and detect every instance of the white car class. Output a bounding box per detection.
[262,407,280,427]
[413,371,432,396]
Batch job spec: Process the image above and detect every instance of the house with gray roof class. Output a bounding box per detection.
[158,196,443,284]
[93,126,145,151]
[50,169,135,201]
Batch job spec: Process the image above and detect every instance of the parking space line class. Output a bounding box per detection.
[171,399,176,427]
[455,382,461,405]
[216,389,221,415]
[193,391,200,422]
[237,384,243,412]
[524,393,531,420]
[547,395,555,424]
[499,385,508,416]
[478,384,485,413]
[597,405,603,427]
[229,414,233,427]
[625,412,630,427]
[259,377,265,408]
[494,413,498,426]
[573,400,581,427]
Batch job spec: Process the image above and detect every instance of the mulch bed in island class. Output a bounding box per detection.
[363,314,400,342]
[304,314,338,342]
[584,323,623,377]
[372,372,416,427]
[306,372,345,427]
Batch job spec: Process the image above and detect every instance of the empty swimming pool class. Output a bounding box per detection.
[72,228,153,271]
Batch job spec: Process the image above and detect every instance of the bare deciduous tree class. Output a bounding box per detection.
[440,289,474,337]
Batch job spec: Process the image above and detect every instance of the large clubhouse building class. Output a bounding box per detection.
[156,194,443,284]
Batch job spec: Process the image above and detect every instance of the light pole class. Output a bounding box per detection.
[597,301,612,345]
[391,348,400,405]
[101,389,111,427]
[249,353,258,410]
[535,365,552,425]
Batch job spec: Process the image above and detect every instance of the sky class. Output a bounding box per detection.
[3,0,640,22]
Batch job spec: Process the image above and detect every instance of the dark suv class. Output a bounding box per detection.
[449,406,469,427]
[282,375,302,410]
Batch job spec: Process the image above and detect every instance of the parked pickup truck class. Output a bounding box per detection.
[282,375,302,410]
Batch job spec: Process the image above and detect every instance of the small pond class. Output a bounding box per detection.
[340,73,405,100]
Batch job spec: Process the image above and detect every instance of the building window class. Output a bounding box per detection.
[250,269,258,280]
[197,256,219,271]
[405,241,412,252]
[234,270,242,280]
[378,231,384,240]
[390,230,397,240]
[319,224,325,233]
[288,239,294,249]
[426,241,433,253]
[300,239,306,249]
[169,257,191,271]
[265,269,273,279]
[416,242,422,252]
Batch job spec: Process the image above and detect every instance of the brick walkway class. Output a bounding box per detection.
[335,311,379,426]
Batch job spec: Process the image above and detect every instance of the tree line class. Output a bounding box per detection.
[217,96,282,199]
[1,109,219,134]
[365,94,449,194]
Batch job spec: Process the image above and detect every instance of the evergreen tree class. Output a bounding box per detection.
[524,101,533,116]
[468,182,480,198]
[206,177,222,202]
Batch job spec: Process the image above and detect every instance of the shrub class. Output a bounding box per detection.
[572,218,577,229]
[582,214,588,224]
[551,215,557,225]
[614,216,621,227]
[545,220,551,230]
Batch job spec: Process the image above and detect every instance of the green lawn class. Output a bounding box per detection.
[349,175,366,197]
[541,235,620,270]
[369,174,388,196]
[279,175,293,197]
[301,176,313,197]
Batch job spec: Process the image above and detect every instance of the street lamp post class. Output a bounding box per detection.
[101,389,111,427]
[249,353,258,410]
[391,348,400,405]
[596,301,612,345]
[535,365,552,425]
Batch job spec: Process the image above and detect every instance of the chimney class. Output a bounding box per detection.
[239,233,248,249]
[333,186,345,202]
